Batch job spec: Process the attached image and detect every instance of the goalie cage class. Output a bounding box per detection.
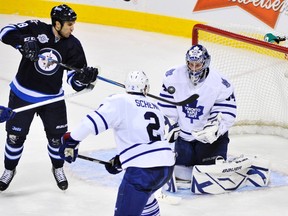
[192,23,288,138]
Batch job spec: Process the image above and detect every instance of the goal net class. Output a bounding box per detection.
[192,24,288,138]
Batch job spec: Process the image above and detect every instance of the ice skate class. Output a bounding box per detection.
[52,167,68,190]
[0,169,16,191]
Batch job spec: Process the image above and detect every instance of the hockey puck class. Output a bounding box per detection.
[167,86,175,94]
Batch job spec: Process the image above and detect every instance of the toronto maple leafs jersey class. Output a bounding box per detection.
[70,93,175,169]
[0,19,87,103]
[158,64,237,141]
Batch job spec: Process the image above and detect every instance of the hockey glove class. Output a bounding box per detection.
[19,36,39,61]
[192,113,222,144]
[59,132,80,163]
[73,67,98,85]
[105,155,122,175]
[264,33,286,44]
[0,106,15,123]
[165,122,180,143]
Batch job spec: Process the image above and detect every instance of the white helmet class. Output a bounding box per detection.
[125,71,150,95]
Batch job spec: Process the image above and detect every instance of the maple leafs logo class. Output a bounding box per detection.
[182,100,204,123]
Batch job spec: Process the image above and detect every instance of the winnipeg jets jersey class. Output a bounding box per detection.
[158,65,237,141]
[0,19,87,103]
[70,93,175,169]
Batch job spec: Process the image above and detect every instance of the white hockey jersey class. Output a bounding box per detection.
[70,93,175,169]
[158,65,237,141]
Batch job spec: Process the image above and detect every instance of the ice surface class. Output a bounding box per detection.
[0,15,287,216]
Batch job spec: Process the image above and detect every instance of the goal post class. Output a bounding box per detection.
[192,23,288,138]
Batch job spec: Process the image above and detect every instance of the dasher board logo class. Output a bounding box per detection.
[193,0,286,28]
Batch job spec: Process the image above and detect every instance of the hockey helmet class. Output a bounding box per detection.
[51,4,77,26]
[186,44,211,84]
[125,71,150,95]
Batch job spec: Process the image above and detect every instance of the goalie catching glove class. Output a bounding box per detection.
[192,113,223,144]
[18,36,39,61]
[59,132,79,163]
[73,67,98,85]
[105,155,122,175]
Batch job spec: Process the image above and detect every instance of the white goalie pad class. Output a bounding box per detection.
[191,155,270,194]
[245,156,271,188]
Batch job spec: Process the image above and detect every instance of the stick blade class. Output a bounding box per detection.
[177,94,199,106]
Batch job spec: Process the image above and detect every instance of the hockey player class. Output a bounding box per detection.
[0,4,98,191]
[0,106,14,123]
[159,44,237,182]
[59,71,175,216]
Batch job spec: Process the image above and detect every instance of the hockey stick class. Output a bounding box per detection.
[78,153,182,204]
[78,154,111,165]
[97,76,199,106]
[12,84,95,113]
[38,55,199,106]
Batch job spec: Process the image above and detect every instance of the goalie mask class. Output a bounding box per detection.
[125,71,150,95]
[186,44,211,85]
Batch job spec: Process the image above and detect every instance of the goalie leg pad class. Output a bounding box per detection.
[246,155,270,187]
[190,155,270,194]
[174,165,193,181]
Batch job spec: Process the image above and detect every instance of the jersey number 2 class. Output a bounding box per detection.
[144,112,161,141]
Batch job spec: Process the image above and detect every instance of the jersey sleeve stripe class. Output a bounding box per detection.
[95,111,108,130]
[214,103,237,108]
[210,111,236,118]
[86,114,98,135]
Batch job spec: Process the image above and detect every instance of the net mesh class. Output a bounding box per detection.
[193,24,288,138]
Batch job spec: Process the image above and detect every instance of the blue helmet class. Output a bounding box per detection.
[186,44,211,85]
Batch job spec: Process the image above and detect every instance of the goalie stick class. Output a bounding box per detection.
[78,154,111,165]
[98,76,199,106]
[38,55,199,106]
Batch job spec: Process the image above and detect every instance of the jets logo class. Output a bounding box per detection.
[182,100,203,123]
[34,48,62,76]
